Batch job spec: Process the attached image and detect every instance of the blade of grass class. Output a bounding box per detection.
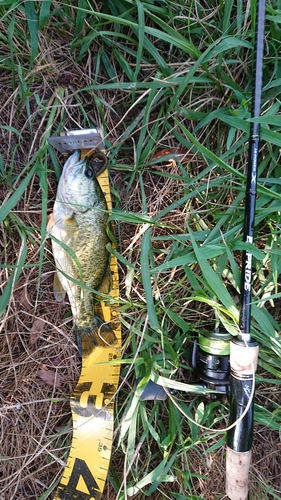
[140,227,160,332]
[24,0,38,65]
[0,230,28,317]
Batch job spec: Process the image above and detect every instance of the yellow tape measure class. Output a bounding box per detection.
[53,145,121,500]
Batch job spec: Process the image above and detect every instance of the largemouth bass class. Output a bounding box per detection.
[47,150,116,354]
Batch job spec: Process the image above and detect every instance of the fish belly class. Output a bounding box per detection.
[53,213,108,311]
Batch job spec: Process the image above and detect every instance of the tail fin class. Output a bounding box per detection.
[76,316,117,356]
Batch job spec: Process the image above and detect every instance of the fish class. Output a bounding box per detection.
[47,150,116,355]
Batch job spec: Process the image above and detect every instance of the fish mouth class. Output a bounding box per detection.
[66,155,87,178]
[62,150,107,180]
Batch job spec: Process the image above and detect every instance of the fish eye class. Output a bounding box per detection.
[84,167,93,179]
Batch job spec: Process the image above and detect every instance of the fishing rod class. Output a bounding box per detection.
[138,2,266,498]
[128,4,267,500]
[226,0,266,498]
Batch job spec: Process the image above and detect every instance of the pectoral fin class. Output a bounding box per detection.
[53,272,66,302]
[47,209,77,234]
[47,213,55,233]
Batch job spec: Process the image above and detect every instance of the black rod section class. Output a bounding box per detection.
[226,3,266,498]
[239,0,266,341]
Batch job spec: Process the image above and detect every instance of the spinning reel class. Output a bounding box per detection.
[138,328,232,401]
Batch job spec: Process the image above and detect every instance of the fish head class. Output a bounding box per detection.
[57,150,105,214]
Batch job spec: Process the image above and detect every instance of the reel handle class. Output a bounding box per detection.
[138,329,232,401]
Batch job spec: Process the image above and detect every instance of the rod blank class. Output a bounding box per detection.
[226,0,266,498]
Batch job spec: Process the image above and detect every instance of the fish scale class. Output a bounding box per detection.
[48,150,116,351]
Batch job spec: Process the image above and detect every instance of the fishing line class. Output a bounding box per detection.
[163,346,256,435]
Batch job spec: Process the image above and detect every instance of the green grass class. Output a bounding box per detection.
[1,0,281,499]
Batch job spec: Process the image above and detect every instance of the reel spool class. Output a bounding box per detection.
[192,329,231,395]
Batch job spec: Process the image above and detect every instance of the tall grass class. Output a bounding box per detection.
[0,0,281,499]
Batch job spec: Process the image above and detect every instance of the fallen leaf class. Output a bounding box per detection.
[49,356,63,367]
[30,318,45,345]
[14,288,31,309]
[37,364,64,388]
[152,147,192,159]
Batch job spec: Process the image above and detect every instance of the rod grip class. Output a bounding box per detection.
[226,448,252,500]
[226,340,259,500]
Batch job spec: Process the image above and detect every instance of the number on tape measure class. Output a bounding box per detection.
[56,458,101,499]
[68,458,100,498]
[72,381,115,418]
